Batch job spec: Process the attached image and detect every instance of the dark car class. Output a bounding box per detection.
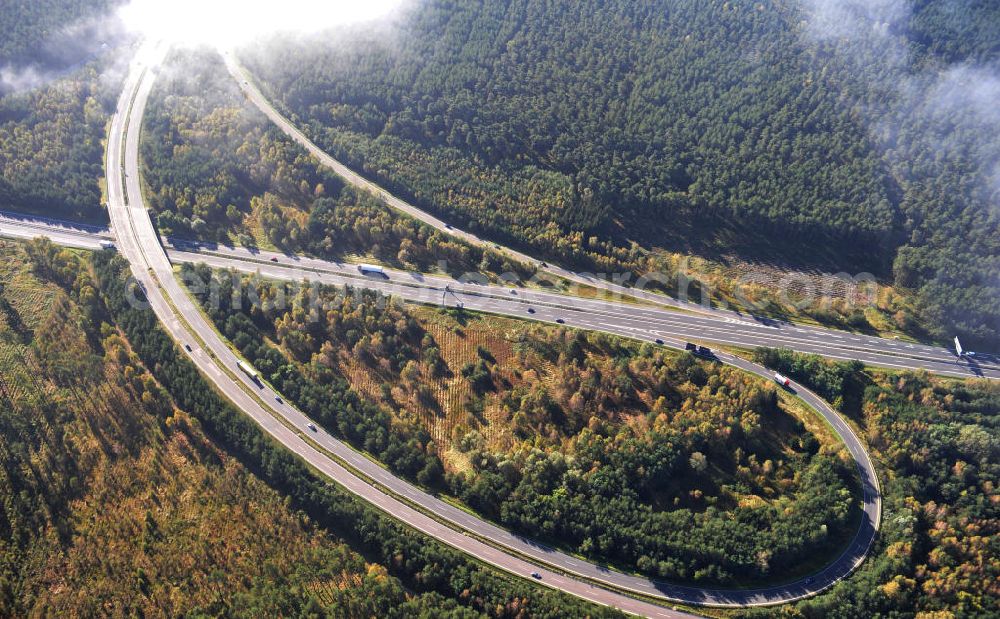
[270,256,278,262]
[696,345,713,357]
[655,338,664,345]
[685,342,697,351]
[530,572,542,579]
[184,343,193,352]
[444,223,453,229]
[527,307,535,314]
[556,318,565,324]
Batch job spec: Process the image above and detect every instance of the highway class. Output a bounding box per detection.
[89,41,890,617]
[102,41,705,619]
[166,240,1000,380]
[1,28,993,618]
[4,214,996,381]
[0,210,111,250]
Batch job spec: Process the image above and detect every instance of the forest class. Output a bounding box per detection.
[182,262,860,586]
[242,0,1000,348]
[0,238,490,616]
[142,49,530,279]
[747,349,999,618]
[0,64,112,221]
[0,0,120,222]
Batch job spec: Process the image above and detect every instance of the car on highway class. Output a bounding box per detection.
[685,342,697,351]
[655,338,664,345]
[306,422,317,432]
[527,307,535,314]
[556,318,565,324]
[774,372,791,387]
[270,256,278,262]
[444,223,452,229]
[275,396,283,404]
[184,343,192,352]
[695,345,713,357]
[530,572,542,579]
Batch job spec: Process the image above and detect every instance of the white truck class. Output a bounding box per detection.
[358,263,386,277]
[237,359,261,384]
[773,372,791,388]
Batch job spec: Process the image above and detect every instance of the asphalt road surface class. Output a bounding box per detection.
[5,214,995,381]
[1,33,990,617]
[101,41,887,617]
[1,40,918,617]
[102,42,704,619]
[0,210,111,250]
[165,240,999,380]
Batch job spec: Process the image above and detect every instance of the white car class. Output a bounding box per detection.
[306,423,317,432]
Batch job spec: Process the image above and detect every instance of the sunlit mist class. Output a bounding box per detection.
[119,0,404,49]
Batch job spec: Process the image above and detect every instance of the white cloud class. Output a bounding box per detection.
[798,0,1000,211]
[799,0,909,42]
[118,0,405,50]
[0,65,48,93]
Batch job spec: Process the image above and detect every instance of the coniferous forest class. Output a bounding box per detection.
[0,0,122,222]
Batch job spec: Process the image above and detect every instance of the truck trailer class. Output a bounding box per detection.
[237,359,261,384]
[358,263,386,277]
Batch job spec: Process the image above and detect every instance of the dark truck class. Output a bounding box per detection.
[686,343,713,357]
